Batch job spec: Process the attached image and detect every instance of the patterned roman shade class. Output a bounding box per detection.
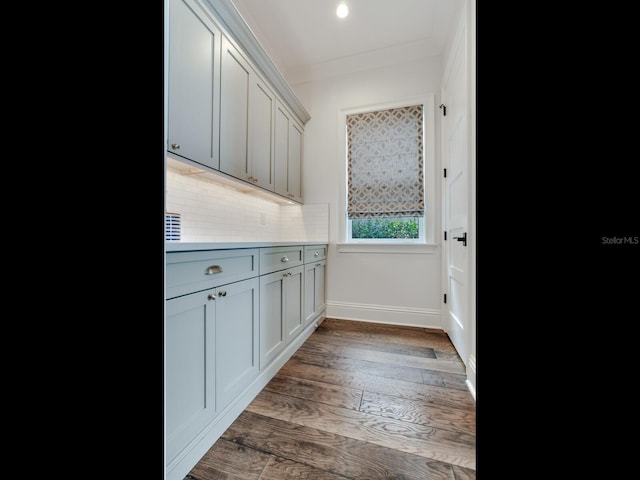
[347,105,424,219]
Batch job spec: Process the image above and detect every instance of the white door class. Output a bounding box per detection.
[442,23,469,368]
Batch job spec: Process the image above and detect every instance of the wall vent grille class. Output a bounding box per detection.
[165,212,181,241]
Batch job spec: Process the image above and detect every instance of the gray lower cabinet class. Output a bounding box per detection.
[165,276,259,467]
[303,245,327,326]
[166,289,217,466]
[165,243,326,480]
[304,259,326,326]
[259,264,304,369]
[214,277,260,410]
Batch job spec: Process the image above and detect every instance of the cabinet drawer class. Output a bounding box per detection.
[166,249,259,299]
[260,246,304,274]
[304,244,327,263]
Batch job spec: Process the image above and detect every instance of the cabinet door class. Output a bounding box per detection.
[249,76,275,191]
[259,270,285,369]
[260,265,303,368]
[274,102,303,202]
[219,35,251,181]
[283,265,304,342]
[304,260,326,326]
[274,102,290,198]
[288,120,303,202]
[167,0,221,169]
[166,289,217,464]
[314,260,326,318]
[215,277,259,410]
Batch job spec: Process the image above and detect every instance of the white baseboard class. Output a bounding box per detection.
[326,301,442,329]
[466,354,476,401]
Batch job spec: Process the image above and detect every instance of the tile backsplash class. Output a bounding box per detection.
[166,166,329,243]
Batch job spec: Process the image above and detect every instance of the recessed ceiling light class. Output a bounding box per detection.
[336,3,349,18]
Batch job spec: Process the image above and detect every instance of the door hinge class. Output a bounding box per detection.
[443,293,447,304]
[439,104,447,116]
[444,231,447,241]
[443,168,447,178]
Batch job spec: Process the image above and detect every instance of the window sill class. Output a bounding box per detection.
[336,243,439,254]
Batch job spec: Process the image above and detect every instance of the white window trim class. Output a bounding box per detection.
[337,93,437,253]
[336,242,438,254]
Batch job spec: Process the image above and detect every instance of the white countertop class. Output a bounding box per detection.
[165,241,328,252]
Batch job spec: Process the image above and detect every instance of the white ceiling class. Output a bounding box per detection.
[229,0,463,83]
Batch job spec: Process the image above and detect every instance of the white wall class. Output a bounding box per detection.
[292,56,444,328]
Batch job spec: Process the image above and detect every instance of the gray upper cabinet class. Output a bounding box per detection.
[289,120,303,202]
[167,0,308,203]
[275,101,303,202]
[249,76,276,191]
[219,36,276,192]
[219,35,251,181]
[167,0,221,170]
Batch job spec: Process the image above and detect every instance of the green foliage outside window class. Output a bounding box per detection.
[351,217,419,239]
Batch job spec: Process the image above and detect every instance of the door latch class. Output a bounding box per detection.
[453,232,467,246]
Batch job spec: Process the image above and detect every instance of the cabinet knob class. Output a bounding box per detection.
[208,293,216,300]
[283,272,292,277]
[171,143,180,150]
[218,290,227,297]
[314,251,319,256]
[281,257,289,262]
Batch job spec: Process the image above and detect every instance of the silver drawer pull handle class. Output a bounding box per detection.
[205,265,223,275]
[171,143,180,150]
[314,251,319,256]
[218,290,227,297]
[208,293,216,300]
[281,257,289,262]
[316,263,321,267]
[283,272,292,277]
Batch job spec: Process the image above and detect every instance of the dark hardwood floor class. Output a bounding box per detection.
[185,318,476,480]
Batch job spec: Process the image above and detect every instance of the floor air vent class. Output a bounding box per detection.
[165,212,181,241]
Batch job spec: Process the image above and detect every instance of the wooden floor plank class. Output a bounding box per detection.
[259,457,351,480]
[294,343,427,384]
[223,411,460,480]
[299,339,470,390]
[264,373,363,410]
[421,369,469,390]
[279,358,476,411]
[187,438,270,480]
[245,389,476,469]
[311,326,438,358]
[452,465,478,480]
[318,318,459,352]
[299,337,466,375]
[359,390,476,435]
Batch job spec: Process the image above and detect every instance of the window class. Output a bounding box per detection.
[346,104,425,242]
